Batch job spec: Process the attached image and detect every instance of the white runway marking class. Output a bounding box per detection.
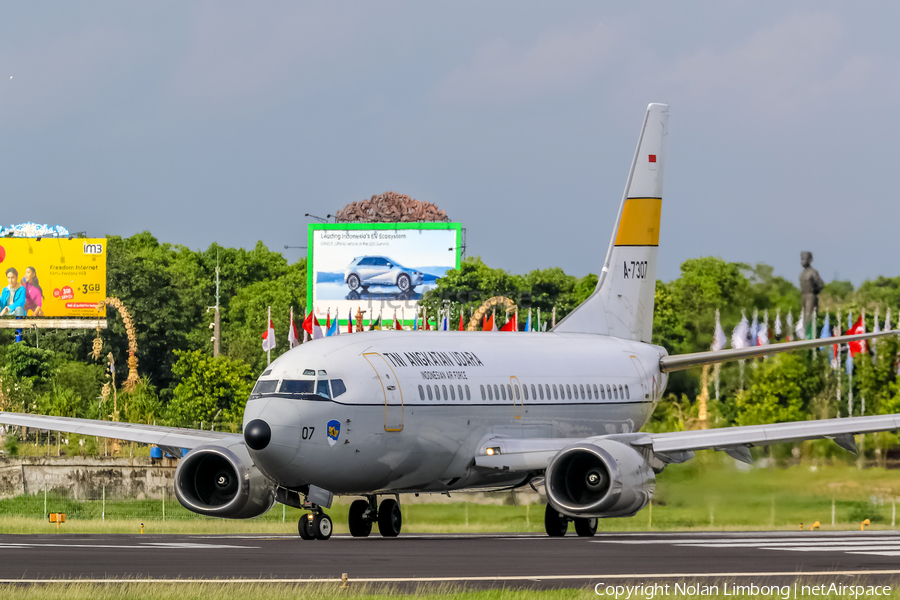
[593,535,900,545]
[0,542,256,550]
[593,533,900,557]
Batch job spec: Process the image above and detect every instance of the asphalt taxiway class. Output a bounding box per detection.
[1,531,900,587]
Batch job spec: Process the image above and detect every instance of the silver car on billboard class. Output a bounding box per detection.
[344,256,424,293]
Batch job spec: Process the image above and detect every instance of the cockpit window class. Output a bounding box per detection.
[318,370,328,376]
[280,380,315,395]
[253,380,278,394]
[274,379,337,401]
[331,379,347,398]
[250,380,279,398]
[303,369,316,376]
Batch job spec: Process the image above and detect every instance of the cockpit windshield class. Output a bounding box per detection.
[251,380,278,395]
[280,380,315,395]
[249,375,346,401]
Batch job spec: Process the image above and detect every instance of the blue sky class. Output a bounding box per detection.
[1,2,897,285]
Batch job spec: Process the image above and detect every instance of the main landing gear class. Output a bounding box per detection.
[544,503,597,537]
[349,496,402,538]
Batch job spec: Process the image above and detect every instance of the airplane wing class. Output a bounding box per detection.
[475,413,900,471]
[659,329,896,372]
[0,412,237,455]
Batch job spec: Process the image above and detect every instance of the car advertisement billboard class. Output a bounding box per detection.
[307,223,461,326]
[0,238,107,318]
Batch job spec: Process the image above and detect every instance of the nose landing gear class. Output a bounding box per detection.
[298,505,333,540]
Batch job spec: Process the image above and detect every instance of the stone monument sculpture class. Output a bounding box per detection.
[799,251,824,324]
[334,191,449,223]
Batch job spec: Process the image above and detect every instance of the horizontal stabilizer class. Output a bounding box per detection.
[659,329,898,373]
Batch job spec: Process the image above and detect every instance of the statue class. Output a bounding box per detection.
[799,251,824,324]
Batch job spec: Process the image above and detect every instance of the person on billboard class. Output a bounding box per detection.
[0,267,27,317]
[22,266,44,317]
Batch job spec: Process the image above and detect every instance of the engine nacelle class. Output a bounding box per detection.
[546,439,655,519]
[174,441,276,519]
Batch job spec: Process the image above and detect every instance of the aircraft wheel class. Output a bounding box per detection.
[574,517,598,537]
[347,274,360,291]
[396,274,411,293]
[312,513,333,540]
[298,514,315,540]
[378,498,402,537]
[349,500,372,537]
[544,504,568,537]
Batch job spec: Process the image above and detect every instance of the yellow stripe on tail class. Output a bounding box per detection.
[614,198,661,246]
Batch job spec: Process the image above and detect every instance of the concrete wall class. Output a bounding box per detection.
[0,457,179,501]
[0,456,545,505]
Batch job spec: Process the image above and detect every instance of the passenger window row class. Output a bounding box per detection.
[418,384,472,401]
[521,382,629,401]
[468,382,630,402]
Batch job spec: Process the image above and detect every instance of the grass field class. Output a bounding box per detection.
[1,456,897,534]
[0,580,898,600]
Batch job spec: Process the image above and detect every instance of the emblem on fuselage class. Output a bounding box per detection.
[326,419,341,446]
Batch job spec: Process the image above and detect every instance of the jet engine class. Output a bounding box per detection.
[545,439,654,519]
[174,441,276,519]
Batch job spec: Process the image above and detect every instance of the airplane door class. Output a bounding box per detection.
[630,356,651,401]
[510,376,524,419]
[363,353,403,432]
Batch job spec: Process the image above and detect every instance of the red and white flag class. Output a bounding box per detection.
[393,311,403,330]
[847,315,868,356]
[500,313,517,332]
[312,313,324,340]
[262,311,276,352]
[458,309,465,331]
[288,307,300,348]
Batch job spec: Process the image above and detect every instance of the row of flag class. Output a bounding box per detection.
[711,306,897,373]
[261,306,552,353]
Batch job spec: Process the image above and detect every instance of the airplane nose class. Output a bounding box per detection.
[244,419,272,450]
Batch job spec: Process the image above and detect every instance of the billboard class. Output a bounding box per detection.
[307,223,462,325]
[0,238,107,318]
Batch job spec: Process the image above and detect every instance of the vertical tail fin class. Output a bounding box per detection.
[554,103,668,342]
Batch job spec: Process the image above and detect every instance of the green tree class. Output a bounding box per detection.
[224,261,307,374]
[420,257,524,327]
[166,350,253,427]
[3,344,57,382]
[119,378,164,425]
[53,361,106,415]
[733,354,821,426]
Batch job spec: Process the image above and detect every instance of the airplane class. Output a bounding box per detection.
[2,103,898,541]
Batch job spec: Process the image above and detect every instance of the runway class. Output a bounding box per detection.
[1,531,900,587]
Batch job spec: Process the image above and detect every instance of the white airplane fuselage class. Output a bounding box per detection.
[243,330,668,495]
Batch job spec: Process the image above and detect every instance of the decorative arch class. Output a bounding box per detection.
[467,296,517,331]
[93,297,139,391]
